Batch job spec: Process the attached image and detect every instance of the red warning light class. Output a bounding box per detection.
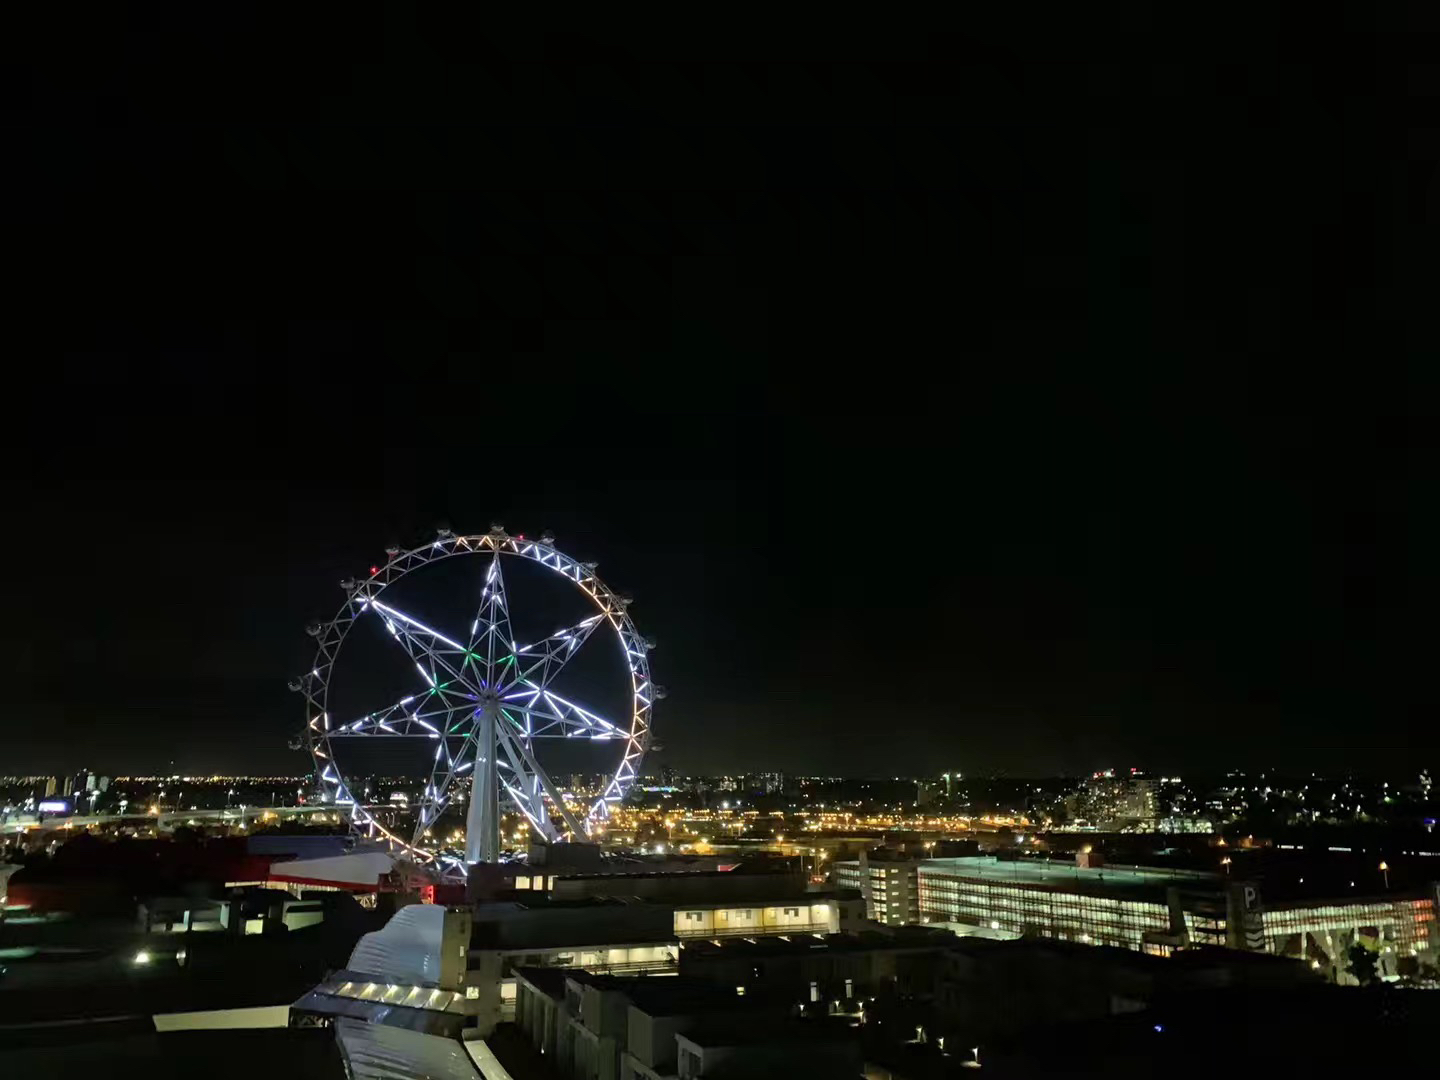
[370,566,379,575]
[516,534,525,540]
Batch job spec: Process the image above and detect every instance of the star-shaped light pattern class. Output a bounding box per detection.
[298,531,658,873]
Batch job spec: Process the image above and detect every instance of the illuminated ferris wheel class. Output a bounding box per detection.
[293,527,660,876]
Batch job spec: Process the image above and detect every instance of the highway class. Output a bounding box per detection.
[3,804,341,832]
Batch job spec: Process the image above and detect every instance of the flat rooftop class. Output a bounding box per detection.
[679,1016,859,1049]
[681,927,957,958]
[513,968,776,1018]
[665,889,850,910]
[552,867,796,882]
[0,1029,344,1078]
[919,856,1218,891]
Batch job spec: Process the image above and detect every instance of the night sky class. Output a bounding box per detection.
[6,26,1435,778]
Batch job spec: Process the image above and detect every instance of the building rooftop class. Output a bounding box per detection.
[334,1017,480,1080]
[549,866,794,883]
[0,1029,345,1079]
[290,987,467,1036]
[919,855,1218,892]
[677,1016,859,1049]
[947,933,1166,971]
[514,967,773,1018]
[623,977,770,1017]
[470,901,676,950]
[917,853,1436,909]
[666,889,851,911]
[511,966,571,999]
[681,926,956,958]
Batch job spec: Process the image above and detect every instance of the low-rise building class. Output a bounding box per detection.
[674,1020,859,1079]
[671,895,845,938]
[919,856,1219,953]
[514,970,760,1079]
[467,900,681,1034]
[936,936,1323,1042]
[679,926,958,1005]
[832,850,924,926]
[512,968,858,1080]
[916,855,1437,979]
[465,890,859,1033]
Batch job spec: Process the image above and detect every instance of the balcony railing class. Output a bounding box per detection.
[677,921,831,940]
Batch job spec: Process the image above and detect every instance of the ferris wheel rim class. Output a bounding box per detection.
[299,531,655,876]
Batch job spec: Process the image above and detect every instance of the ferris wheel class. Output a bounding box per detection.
[293,527,660,876]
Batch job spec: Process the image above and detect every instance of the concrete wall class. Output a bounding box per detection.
[625,1007,692,1076]
[516,976,564,1058]
[468,950,506,1035]
[440,906,473,991]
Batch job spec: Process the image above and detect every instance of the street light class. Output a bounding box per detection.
[1220,856,1232,875]
[1379,860,1389,889]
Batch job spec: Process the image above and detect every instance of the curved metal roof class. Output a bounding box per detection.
[347,903,447,985]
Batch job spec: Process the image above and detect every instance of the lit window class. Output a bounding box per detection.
[515,875,531,889]
[810,980,819,1002]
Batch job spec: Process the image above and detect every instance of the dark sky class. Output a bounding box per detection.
[6,25,1436,778]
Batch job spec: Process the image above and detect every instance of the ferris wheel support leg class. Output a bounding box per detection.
[467,705,502,864]
[495,730,559,845]
[499,722,586,842]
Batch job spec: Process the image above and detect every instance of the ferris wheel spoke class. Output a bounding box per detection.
[503,613,607,694]
[500,686,626,740]
[370,599,480,696]
[466,550,517,690]
[413,733,475,845]
[328,694,470,737]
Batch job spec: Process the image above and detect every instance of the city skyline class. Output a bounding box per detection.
[4,760,1434,787]
[10,405,1430,780]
